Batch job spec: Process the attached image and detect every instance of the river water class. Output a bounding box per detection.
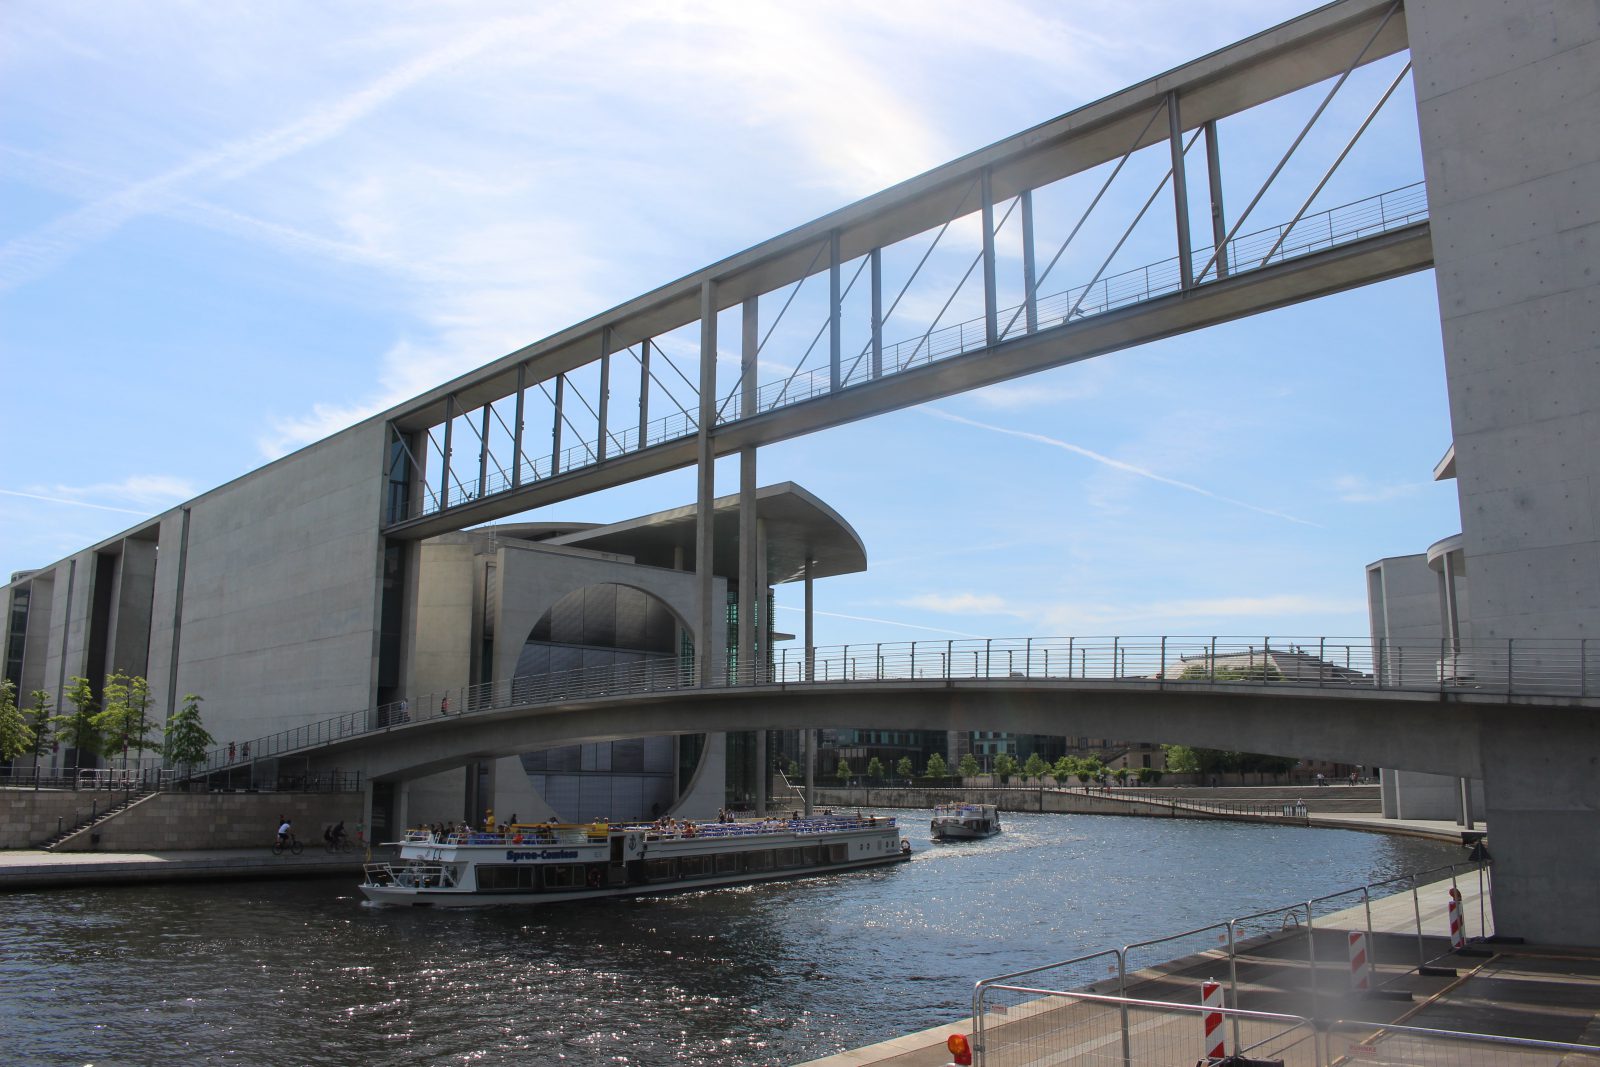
[4,811,1458,1066]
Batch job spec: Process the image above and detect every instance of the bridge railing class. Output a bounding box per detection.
[402,182,1429,524]
[197,635,1595,771]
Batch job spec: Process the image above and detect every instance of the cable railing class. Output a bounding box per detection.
[194,634,1595,773]
[402,181,1429,522]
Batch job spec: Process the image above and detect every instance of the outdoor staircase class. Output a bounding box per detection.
[38,787,158,851]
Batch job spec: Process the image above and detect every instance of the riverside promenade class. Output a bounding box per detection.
[797,870,1600,1066]
[0,844,381,889]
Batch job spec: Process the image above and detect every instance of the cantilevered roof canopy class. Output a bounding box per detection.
[498,482,866,584]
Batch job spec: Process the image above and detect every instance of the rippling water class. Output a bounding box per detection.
[3,812,1457,1066]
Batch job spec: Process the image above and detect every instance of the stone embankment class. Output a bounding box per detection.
[807,783,1395,830]
[1,789,364,851]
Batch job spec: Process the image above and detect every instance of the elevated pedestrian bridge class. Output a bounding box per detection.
[206,636,1600,783]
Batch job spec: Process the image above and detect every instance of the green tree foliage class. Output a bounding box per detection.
[866,756,885,781]
[23,689,55,779]
[1113,767,1128,784]
[993,752,1019,780]
[1052,755,1078,781]
[93,672,157,770]
[1160,743,1296,778]
[0,679,26,761]
[1179,663,1284,682]
[835,758,851,782]
[785,758,801,780]
[924,752,948,778]
[52,676,102,770]
[1075,756,1103,785]
[1023,752,1048,779]
[957,752,981,778]
[895,756,914,780]
[161,695,214,775]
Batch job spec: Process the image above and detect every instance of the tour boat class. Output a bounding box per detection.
[359,812,911,907]
[930,802,1002,841]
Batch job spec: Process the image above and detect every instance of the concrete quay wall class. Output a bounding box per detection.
[0,790,364,851]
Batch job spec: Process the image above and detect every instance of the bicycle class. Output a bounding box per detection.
[324,837,354,854]
[272,835,304,856]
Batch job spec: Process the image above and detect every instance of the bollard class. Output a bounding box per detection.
[1347,930,1371,991]
[1201,979,1230,1061]
[1448,887,1466,951]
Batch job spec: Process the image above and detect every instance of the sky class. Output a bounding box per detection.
[0,1,1460,650]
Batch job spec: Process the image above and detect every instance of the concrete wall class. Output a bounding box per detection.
[1367,554,1440,652]
[1383,770,1485,823]
[1409,0,1600,944]
[51,791,367,852]
[162,422,387,748]
[0,790,99,849]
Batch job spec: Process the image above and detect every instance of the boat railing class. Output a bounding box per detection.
[400,814,897,848]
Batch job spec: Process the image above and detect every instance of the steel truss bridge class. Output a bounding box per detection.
[379,0,1424,552]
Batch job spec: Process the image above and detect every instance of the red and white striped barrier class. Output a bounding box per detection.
[1448,886,1466,950]
[1201,979,1230,1061]
[1347,929,1371,991]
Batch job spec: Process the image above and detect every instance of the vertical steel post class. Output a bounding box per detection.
[870,247,883,379]
[1203,119,1228,279]
[981,168,998,346]
[738,300,759,689]
[439,394,454,507]
[477,404,490,498]
[550,374,565,476]
[695,281,718,688]
[638,338,651,444]
[1168,91,1194,290]
[597,327,611,461]
[829,230,842,392]
[1021,189,1038,333]
[803,556,815,817]
[512,364,526,486]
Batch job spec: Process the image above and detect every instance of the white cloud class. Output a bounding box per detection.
[776,603,987,639]
[1333,474,1425,504]
[900,592,1017,616]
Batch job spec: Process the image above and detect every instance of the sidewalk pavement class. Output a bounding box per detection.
[0,844,385,889]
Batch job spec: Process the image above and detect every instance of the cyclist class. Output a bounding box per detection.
[328,820,347,850]
[277,817,292,849]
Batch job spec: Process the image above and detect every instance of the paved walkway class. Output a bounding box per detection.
[795,872,1599,1067]
[0,844,383,889]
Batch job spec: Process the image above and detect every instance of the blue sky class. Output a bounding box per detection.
[0,1,1459,648]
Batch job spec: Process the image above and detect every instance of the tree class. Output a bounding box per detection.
[1053,755,1078,782]
[1113,767,1128,785]
[0,679,26,762]
[161,695,214,779]
[1161,744,1201,774]
[866,756,885,781]
[785,758,801,780]
[94,671,156,773]
[1075,756,1103,786]
[895,756,914,781]
[957,752,981,779]
[835,758,851,783]
[924,752,948,778]
[993,752,1019,781]
[23,689,55,788]
[1023,752,1048,779]
[52,676,102,774]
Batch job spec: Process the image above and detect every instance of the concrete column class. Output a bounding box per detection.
[512,364,525,486]
[1408,0,1600,944]
[550,374,564,477]
[596,327,611,462]
[738,449,756,685]
[756,517,768,685]
[1021,189,1038,333]
[828,231,841,391]
[870,248,883,377]
[695,280,718,687]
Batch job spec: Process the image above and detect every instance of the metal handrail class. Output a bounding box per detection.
[196,634,1594,772]
[405,181,1429,523]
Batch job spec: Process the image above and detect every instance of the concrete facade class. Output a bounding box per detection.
[1388,0,1600,942]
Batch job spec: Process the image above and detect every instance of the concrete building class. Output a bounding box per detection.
[0,462,866,832]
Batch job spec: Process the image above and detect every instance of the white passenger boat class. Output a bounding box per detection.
[360,813,911,907]
[930,802,1001,841]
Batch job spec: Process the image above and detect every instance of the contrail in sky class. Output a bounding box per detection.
[0,488,148,515]
[924,408,1319,527]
